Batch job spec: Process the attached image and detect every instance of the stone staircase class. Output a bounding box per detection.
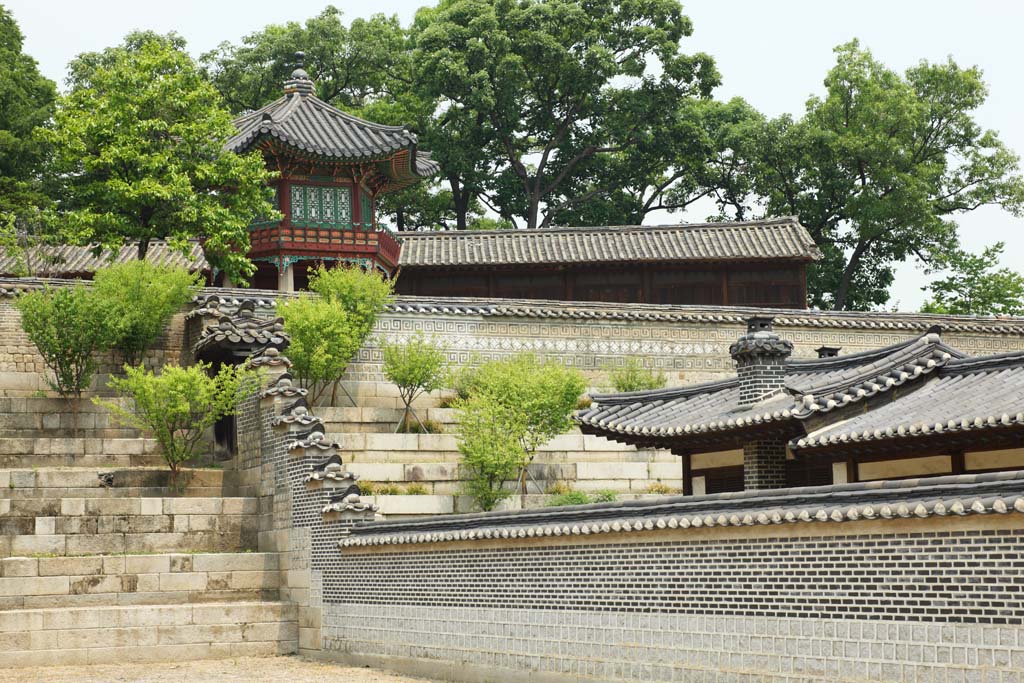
[1,397,297,665]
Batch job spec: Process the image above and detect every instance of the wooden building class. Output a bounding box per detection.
[224,52,438,291]
[395,218,819,308]
[577,316,1024,494]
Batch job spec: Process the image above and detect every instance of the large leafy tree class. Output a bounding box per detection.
[0,5,56,224]
[550,97,763,226]
[412,0,718,229]
[745,41,1024,310]
[921,242,1024,317]
[43,32,276,282]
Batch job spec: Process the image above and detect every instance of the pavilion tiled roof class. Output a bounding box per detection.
[397,217,820,268]
[577,330,962,444]
[227,93,434,165]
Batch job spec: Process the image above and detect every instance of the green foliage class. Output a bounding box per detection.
[15,285,118,421]
[546,488,618,506]
[455,354,586,507]
[646,482,676,494]
[404,483,429,495]
[96,362,259,482]
[591,489,619,503]
[742,41,1024,310]
[921,242,1024,316]
[374,483,405,495]
[455,393,527,511]
[43,32,277,283]
[92,261,203,366]
[0,6,57,224]
[381,331,448,432]
[396,417,445,434]
[412,0,718,229]
[277,265,394,404]
[607,359,667,393]
[546,490,592,507]
[575,395,593,410]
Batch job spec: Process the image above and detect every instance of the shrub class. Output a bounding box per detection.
[546,490,592,507]
[15,283,118,430]
[545,481,572,495]
[467,354,586,494]
[375,483,404,495]
[446,363,480,401]
[95,362,259,487]
[381,331,448,432]
[277,264,393,405]
[607,358,667,393]
[576,395,592,410]
[646,481,676,494]
[404,483,429,495]
[591,489,619,503]
[358,481,376,495]
[93,261,202,366]
[456,393,527,511]
[396,417,444,434]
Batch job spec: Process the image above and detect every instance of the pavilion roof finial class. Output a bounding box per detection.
[284,50,314,96]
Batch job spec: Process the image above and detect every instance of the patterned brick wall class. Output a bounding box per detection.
[321,518,1024,682]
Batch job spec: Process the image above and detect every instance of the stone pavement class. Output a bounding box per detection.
[0,656,440,683]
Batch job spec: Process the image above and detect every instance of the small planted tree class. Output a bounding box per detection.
[607,358,667,393]
[277,264,394,405]
[456,393,528,511]
[456,354,585,500]
[15,284,117,430]
[381,332,448,432]
[96,362,259,487]
[93,261,203,366]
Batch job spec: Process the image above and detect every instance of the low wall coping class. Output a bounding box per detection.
[4,276,1024,335]
[341,470,1024,548]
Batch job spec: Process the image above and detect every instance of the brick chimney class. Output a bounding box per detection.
[729,316,793,406]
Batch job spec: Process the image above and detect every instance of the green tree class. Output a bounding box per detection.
[97,362,259,486]
[92,261,203,366]
[15,284,118,430]
[0,5,56,224]
[745,41,1024,310]
[921,242,1024,316]
[455,392,527,510]
[412,0,718,229]
[44,32,277,283]
[380,331,448,432]
[456,354,585,496]
[277,265,394,404]
[607,358,667,393]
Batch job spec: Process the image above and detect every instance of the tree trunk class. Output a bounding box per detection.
[136,238,150,260]
[395,208,405,232]
[525,195,541,230]
[450,176,469,231]
[833,241,870,310]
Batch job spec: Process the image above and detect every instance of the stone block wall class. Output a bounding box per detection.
[318,473,1024,682]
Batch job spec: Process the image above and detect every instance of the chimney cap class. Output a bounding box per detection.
[815,346,841,359]
[745,316,775,334]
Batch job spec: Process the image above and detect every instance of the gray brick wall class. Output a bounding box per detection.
[743,439,789,490]
[320,520,1024,682]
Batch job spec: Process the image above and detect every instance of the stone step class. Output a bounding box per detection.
[0,435,169,469]
[0,601,296,666]
[0,552,279,610]
[1,467,230,499]
[0,496,260,556]
[316,406,458,433]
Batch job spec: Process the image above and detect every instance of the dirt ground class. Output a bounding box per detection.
[0,656,441,683]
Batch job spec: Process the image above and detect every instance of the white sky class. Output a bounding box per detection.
[8,0,1024,310]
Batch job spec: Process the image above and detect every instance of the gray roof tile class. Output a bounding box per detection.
[397,217,821,267]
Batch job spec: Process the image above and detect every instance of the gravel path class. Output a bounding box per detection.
[0,656,441,683]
